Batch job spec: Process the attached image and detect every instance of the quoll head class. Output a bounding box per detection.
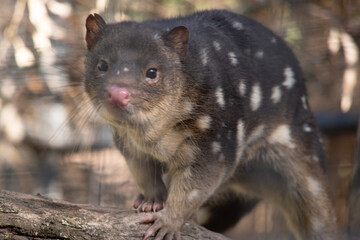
[84,14,189,125]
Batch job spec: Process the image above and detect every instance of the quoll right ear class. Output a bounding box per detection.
[165,26,189,61]
[85,13,106,50]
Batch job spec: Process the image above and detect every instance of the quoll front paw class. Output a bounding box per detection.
[141,212,182,240]
[133,193,166,212]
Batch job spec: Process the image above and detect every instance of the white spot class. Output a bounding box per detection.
[268,125,295,149]
[236,120,245,164]
[250,83,262,111]
[303,124,312,132]
[213,41,221,51]
[215,87,225,108]
[255,50,264,58]
[196,115,212,131]
[228,52,238,65]
[312,155,320,163]
[238,80,246,96]
[232,21,244,30]
[183,101,194,114]
[123,67,129,72]
[271,86,282,104]
[271,37,277,43]
[153,33,160,39]
[301,95,308,110]
[200,48,209,66]
[116,70,120,75]
[282,67,296,89]
[307,176,322,196]
[211,141,221,154]
[247,124,265,145]
[188,189,200,201]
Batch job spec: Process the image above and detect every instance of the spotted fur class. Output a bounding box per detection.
[85,10,336,240]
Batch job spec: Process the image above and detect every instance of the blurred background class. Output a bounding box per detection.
[0,0,359,239]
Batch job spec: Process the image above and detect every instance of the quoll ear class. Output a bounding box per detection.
[85,13,106,50]
[165,26,189,61]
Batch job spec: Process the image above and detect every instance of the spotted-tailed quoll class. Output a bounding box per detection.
[84,10,337,240]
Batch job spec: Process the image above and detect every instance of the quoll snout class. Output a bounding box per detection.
[108,86,131,107]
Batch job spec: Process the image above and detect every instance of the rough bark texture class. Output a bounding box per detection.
[0,190,229,240]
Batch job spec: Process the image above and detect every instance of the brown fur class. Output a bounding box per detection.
[84,10,337,240]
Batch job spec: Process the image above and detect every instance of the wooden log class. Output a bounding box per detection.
[0,190,229,240]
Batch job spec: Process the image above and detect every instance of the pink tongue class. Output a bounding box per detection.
[108,86,131,107]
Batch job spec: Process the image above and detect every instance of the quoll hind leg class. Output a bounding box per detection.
[198,191,259,233]
[236,147,337,240]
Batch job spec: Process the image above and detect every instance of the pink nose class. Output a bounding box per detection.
[108,86,131,107]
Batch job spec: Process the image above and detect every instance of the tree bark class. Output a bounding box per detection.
[0,190,229,240]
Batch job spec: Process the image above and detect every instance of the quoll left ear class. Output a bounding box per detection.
[164,26,189,61]
[85,13,106,50]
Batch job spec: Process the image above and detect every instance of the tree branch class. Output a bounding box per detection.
[0,190,229,240]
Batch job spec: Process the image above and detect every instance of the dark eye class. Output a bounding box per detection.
[97,60,108,72]
[145,68,159,83]
[146,68,157,79]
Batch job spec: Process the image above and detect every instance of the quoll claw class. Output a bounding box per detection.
[133,193,165,212]
[133,194,145,209]
[153,201,164,212]
[141,213,182,240]
[140,201,153,212]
